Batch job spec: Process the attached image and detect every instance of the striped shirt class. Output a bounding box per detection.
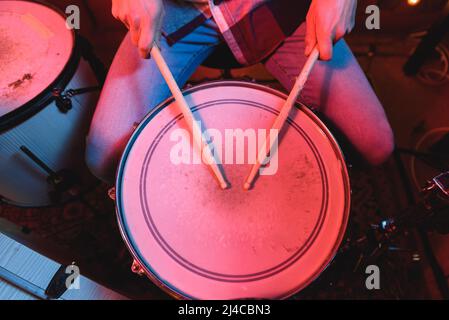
[161,0,312,66]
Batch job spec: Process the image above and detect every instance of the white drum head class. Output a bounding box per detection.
[0,0,73,116]
[116,82,350,299]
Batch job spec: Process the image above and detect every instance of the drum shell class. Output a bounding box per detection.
[0,58,99,207]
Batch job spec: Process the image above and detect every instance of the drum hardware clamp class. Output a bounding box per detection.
[131,260,145,276]
[108,187,116,201]
[52,86,101,113]
[19,146,80,202]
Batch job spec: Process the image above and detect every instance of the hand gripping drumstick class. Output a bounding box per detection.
[151,46,229,190]
[243,47,320,190]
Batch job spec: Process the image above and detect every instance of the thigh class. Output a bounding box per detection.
[86,19,222,178]
[264,23,394,164]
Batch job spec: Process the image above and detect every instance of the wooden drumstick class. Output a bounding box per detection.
[244,47,320,190]
[151,46,229,190]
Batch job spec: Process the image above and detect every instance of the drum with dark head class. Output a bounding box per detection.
[115,81,350,299]
[0,0,100,206]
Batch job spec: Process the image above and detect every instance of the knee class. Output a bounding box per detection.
[85,133,125,184]
[363,122,395,166]
[85,139,114,184]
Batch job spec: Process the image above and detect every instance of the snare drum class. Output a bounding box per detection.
[115,81,350,299]
[0,1,100,206]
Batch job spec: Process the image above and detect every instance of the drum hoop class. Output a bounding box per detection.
[0,0,80,133]
[114,80,351,299]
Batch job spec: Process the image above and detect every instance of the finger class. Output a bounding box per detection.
[119,1,131,29]
[336,2,352,40]
[316,27,333,60]
[129,15,141,47]
[335,25,346,42]
[122,19,130,30]
[305,13,317,56]
[138,17,155,59]
[153,14,164,48]
[349,0,357,32]
[111,1,119,19]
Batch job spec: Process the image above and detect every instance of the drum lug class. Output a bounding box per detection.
[51,88,72,113]
[52,88,73,113]
[131,260,145,276]
[52,86,100,114]
[108,187,116,201]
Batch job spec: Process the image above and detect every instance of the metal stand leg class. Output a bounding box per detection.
[404,13,449,76]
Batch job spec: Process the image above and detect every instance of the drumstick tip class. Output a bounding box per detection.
[220,181,230,190]
[243,182,252,191]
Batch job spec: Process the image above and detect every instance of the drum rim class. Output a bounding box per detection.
[114,80,351,299]
[0,0,80,133]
